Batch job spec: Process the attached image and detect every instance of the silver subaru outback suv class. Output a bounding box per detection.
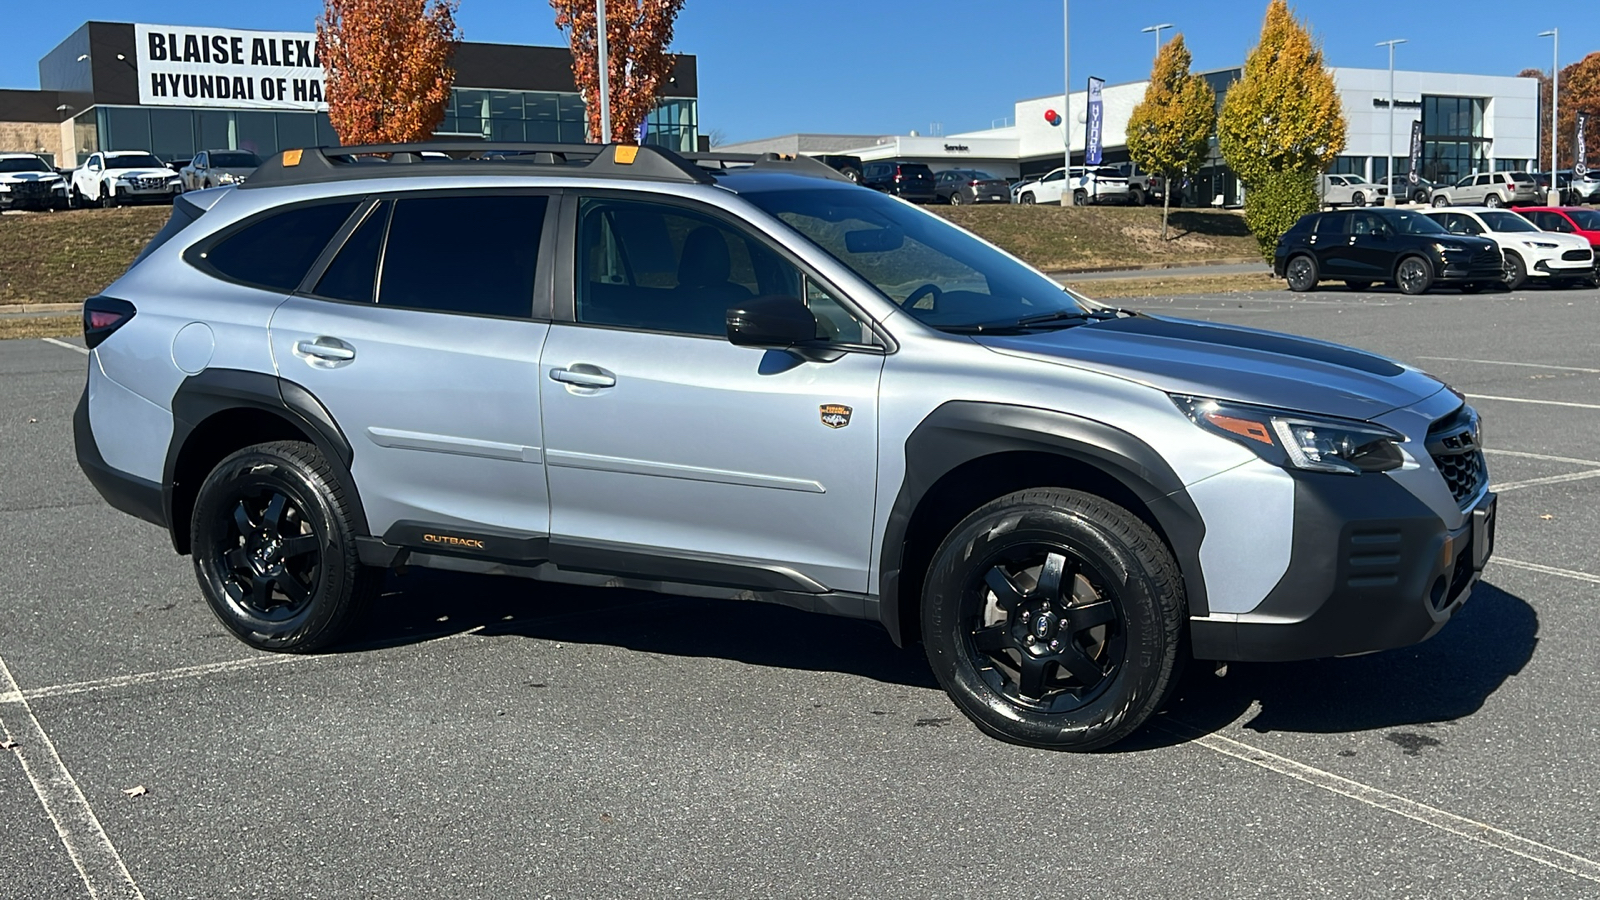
[76,143,1497,751]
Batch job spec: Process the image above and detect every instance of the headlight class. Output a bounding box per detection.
[0,183,10,192]
[1432,242,1466,254]
[1173,396,1406,475]
[1522,240,1558,249]
[218,172,236,184]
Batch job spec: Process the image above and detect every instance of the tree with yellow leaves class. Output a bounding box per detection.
[1218,0,1346,259]
[1127,34,1216,240]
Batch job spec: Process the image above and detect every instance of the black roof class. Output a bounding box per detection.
[241,142,851,190]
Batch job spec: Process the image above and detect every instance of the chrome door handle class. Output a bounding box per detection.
[295,339,356,361]
[549,366,616,388]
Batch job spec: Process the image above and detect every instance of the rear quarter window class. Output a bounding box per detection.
[197,200,360,292]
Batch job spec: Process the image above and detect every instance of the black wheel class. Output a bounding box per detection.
[1129,187,1146,207]
[1020,192,1036,205]
[98,184,116,208]
[1072,189,1089,207]
[68,187,82,209]
[1412,189,1429,205]
[1431,194,1449,207]
[1503,253,1527,290]
[1484,193,1502,209]
[1460,282,1483,294]
[922,489,1184,751]
[840,167,861,184]
[949,192,965,206]
[1396,255,1435,295]
[1285,254,1319,292]
[191,441,378,652]
[1351,191,1365,207]
[1345,280,1372,291]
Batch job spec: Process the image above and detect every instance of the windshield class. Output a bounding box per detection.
[1509,172,1536,184]
[1479,211,1538,233]
[1344,175,1370,184]
[210,152,260,168]
[0,158,52,173]
[1382,210,1448,235]
[746,187,1087,330]
[105,154,164,170]
[1566,209,1600,230]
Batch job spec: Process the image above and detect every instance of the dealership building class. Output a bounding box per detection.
[0,20,700,168]
[724,66,1539,205]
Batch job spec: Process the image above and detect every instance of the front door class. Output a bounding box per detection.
[269,191,556,540]
[538,193,886,593]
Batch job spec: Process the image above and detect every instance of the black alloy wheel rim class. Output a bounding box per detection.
[1398,258,1428,293]
[963,543,1126,713]
[1287,257,1313,289]
[209,483,323,622]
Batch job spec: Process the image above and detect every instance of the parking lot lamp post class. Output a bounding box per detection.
[1539,28,1558,205]
[1141,24,1173,62]
[1377,38,1407,206]
[597,0,611,142]
[1063,0,1070,178]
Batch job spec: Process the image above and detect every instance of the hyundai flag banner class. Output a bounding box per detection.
[1085,77,1105,166]
[1578,115,1589,177]
[1407,120,1423,184]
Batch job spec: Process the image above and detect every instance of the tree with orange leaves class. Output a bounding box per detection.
[1521,53,1600,171]
[317,0,462,146]
[551,0,685,144]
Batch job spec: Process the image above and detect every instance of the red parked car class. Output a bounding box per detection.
[1521,207,1600,285]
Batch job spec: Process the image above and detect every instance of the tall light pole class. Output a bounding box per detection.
[1063,1,1070,178]
[1141,24,1174,62]
[1377,38,1407,206]
[1539,28,1559,203]
[597,0,611,143]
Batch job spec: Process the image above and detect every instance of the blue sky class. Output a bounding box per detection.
[5,1,1596,143]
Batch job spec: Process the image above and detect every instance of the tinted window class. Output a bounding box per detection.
[899,164,934,178]
[378,195,547,317]
[1535,212,1574,232]
[0,157,51,173]
[1313,213,1350,235]
[1508,172,1535,184]
[210,152,261,168]
[315,201,390,303]
[205,201,359,291]
[104,154,164,169]
[576,196,864,341]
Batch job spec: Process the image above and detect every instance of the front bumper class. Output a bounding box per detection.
[1437,261,1506,283]
[1191,470,1496,662]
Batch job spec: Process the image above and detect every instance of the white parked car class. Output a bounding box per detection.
[70,151,183,208]
[0,153,69,210]
[1422,207,1596,289]
[1318,174,1385,208]
[1014,166,1130,206]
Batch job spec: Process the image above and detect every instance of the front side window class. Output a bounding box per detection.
[1042,169,1064,183]
[1566,209,1600,230]
[575,196,864,341]
[745,186,1090,331]
[1535,213,1574,233]
[377,194,547,317]
[203,200,360,291]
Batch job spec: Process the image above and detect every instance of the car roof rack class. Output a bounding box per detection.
[242,141,854,190]
[243,141,716,189]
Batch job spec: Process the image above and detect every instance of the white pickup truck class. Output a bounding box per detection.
[70,151,183,208]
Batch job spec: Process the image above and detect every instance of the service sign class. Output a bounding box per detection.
[135,23,328,111]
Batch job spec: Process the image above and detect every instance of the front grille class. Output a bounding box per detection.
[1427,405,1486,509]
[133,177,167,190]
[1471,247,1501,269]
[10,182,50,198]
[1562,248,1593,262]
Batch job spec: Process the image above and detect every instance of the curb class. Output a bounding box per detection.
[1046,258,1263,276]
[0,303,82,319]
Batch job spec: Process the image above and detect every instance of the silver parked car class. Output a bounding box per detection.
[1429,171,1540,208]
[76,142,1496,752]
[179,149,262,191]
[1317,174,1385,207]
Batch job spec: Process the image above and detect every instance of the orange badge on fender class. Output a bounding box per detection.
[820,404,852,429]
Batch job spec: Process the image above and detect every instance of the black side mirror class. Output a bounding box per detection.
[726,295,818,349]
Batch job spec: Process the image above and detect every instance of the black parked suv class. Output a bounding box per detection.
[1275,208,1503,294]
[860,160,937,203]
[810,154,864,183]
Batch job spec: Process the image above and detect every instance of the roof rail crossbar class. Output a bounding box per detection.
[241,142,715,189]
[679,151,854,183]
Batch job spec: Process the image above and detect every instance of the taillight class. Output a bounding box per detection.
[83,296,136,349]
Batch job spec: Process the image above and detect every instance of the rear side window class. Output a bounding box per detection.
[314,201,391,303]
[1313,213,1350,235]
[203,201,359,291]
[377,194,547,318]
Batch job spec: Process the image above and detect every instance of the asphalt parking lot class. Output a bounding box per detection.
[2,282,1599,899]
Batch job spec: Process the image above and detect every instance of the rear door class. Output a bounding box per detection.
[1309,212,1355,275]
[268,190,557,542]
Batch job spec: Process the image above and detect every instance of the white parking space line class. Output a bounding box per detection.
[1466,394,1600,411]
[1484,449,1600,467]
[0,654,146,900]
[1167,725,1600,885]
[1492,470,1600,493]
[41,337,88,356]
[0,655,309,705]
[1491,557,1600,585]
[1417,356,1600,375]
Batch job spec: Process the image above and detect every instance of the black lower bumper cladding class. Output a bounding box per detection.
[1191,471,1496,662]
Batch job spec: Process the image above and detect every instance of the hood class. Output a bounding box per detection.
[978,315,1446,421]
[104,167,172,178]
[0,171,62,183]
